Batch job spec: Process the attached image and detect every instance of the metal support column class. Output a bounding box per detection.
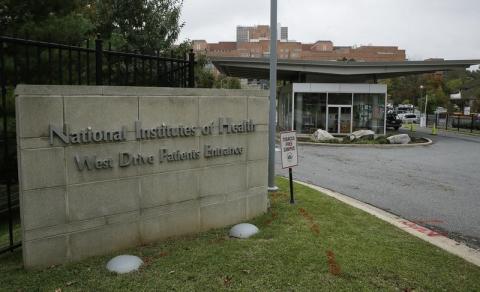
[268,0,278,192]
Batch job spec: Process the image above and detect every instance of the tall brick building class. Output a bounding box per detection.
[236,24,288,43]
[193,25,406,62]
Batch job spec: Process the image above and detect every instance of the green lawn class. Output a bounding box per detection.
[1,177,479,291]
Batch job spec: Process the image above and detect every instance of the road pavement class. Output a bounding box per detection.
[276,129,480,248]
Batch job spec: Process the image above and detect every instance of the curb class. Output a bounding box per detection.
[296,138,433,148]
[426,128,480,138]
[295,180,480,267]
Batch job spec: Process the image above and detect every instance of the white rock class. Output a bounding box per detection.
[106,255,143,274]
[350,130,375,141]
[387,134,411,144]
[311,129,335,141]
[229,223,259,239]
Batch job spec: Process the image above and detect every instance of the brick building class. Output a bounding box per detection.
[236,24,288,43]
[193,25,406,62]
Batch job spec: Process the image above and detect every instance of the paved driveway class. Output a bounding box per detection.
[276,129,480,248]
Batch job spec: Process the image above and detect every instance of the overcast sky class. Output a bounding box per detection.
[178,0,480,61]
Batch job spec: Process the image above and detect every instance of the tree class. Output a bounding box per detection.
[383,68,480,113]
[95,0,184,53]
[384,75,422,106]
[1,0,185,53]
[0,0,95,43]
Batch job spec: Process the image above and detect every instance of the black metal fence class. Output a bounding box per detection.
[426,113,480,133]
[0,35,195,254]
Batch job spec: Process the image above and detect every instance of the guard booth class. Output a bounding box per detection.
[278,83,387,135]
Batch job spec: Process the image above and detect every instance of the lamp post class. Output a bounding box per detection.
[420,85,428,127]
[420,85,428,115]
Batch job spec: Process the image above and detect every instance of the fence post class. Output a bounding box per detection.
[471,115,474,133]
[188,49,195,88]
[170,50,174,86]
[182,52,186,87]
[95,34,103,85]
[1,39,15,252]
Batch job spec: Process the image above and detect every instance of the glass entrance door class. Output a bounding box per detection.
[327,106,352,134]
[327,107,339,133]
[339,107,351,134]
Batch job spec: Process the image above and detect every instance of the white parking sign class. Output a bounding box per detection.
[280,131,298,169]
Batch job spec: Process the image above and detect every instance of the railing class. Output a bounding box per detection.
[0,35,195,254]
[0,35,195,87]
[426,113,480,134]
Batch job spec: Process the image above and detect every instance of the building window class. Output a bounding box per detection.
[353,94,385,133]
[328,93,352,105]
[292,93,327,134]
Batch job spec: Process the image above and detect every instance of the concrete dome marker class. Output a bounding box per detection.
[106,255,143,274]
[229,223,259,239]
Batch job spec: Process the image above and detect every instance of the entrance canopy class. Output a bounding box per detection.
[211,57,480,83]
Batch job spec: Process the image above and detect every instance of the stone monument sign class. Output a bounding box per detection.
[15,85,268,268]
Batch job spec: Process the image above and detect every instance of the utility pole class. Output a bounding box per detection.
[268,0,278,191]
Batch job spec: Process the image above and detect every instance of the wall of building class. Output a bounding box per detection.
[192,24,406,62]
[250,25,270,40]
[16,85,269,269]
[236,25,288,42]
[193,40,406,62]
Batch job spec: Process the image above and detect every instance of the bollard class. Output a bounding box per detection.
[409,123,416,132]
[432,123,437,135]
[471,115,474,133]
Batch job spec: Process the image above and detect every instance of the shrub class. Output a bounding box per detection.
[375,136,390,144]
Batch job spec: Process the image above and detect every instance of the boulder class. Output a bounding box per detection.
[311,129,335,142]
[387,134,411,144]
[349,129,375,141]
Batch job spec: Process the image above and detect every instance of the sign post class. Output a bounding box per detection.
[280,131,298,204]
